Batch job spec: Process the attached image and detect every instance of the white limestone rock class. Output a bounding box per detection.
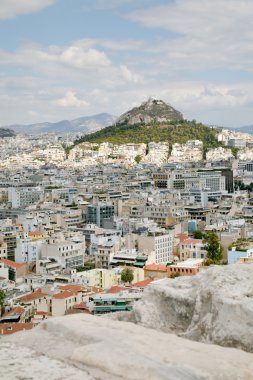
[131,264,253,352]
[2,314,253,379]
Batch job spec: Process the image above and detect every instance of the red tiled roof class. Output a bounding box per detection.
[34,311,48,316]
[59,284,85,292]
[175,233,189,242]
[0,258,26,269]
[3,307,25,317]
[181,238,203,245]
[89,286,104,294]
[132,278,153,288]
[73,302,89,310]
[0,323,33,335]
[18,289,46,302]
[106,285,126,294]
[144,264,167,272]
[53,290,76,299]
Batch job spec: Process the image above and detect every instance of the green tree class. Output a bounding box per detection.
[0,289,6,316]
[203,232,222,263]
[121,267,134,284]
[193,230,205,239]
[170,272,181,279]
[134,155,142,164]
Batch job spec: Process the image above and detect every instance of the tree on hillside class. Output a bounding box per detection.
[121,267,134,284]
[203,232,222,263]
[0,289,6,317]
[134,155,142,164]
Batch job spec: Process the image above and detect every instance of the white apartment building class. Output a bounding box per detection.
[167,170,226,193]
[15,238,45,263]
[90,234,122,269]
[0,261,9,280]
[44,145,66,162]
[41,238,85,269]
[8,187,44,208]
[138,231,174,264]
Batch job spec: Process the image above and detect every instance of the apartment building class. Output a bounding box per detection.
[8,187,44,208]
[15,237,45,263]
[41,238,85,269]
[86,203,115,227]
[138,231,174,264]
[179,238,206,260]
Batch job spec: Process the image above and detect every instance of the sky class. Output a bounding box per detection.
[0,0,253,127]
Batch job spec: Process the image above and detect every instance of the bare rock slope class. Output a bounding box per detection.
[116,98,183,125]
[130,263,253,352]
[2,314,253,380]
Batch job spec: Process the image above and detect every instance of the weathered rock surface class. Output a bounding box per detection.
[2,314,253,380]
[130,264,253,352]
[117,98,183,125]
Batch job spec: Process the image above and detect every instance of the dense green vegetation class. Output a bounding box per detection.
[192,230,205,239]
[0,289,6,316]
[234,180,253,192]
[203,232,223,264]
[73,120,222,151]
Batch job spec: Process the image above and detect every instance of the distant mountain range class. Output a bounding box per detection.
[234,125,253,134]
[3,113,117,135]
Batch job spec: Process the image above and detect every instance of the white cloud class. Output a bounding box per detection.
[129,0,253,71]
[120,65,142,83]
[0,0,56,20]
[0,41,111,72]
[55,91,89,108]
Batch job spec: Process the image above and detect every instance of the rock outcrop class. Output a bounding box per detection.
[116,98,183,125]
[2,314,253,380]
[130,263,253,352]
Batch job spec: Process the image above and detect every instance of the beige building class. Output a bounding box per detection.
[179,238,206,261]
[0,241,7,259]
[52,290,83,317]
[73,268,119,290]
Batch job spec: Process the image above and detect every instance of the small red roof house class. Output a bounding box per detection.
[53,290,76,299]
[52,290,81,317]
[3,306,25,318]
[132,278,153,289]
[0,258,25,269]
[106,285,127,294]
[175,233,189,243]
[0,323,33,335]
[0,258,28,280]
[89,286,104,294]
[18,288,46,303]
[59,284,86,292]
[144,264,167,280]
